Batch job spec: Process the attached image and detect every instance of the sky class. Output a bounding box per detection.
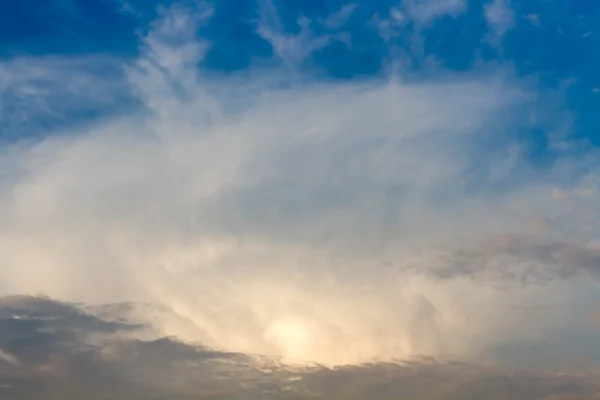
[1,0,600,398]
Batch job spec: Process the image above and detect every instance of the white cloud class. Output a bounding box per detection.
[372,0,468,51]
[403,0,467,24]
[0,1,599,370]
[256,0,333,68]
[321,4,358,30]
[484,0,515,44]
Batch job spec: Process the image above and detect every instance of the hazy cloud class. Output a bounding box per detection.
[1,0,600,397]
[484,0,515,44]
[321,4,358,30]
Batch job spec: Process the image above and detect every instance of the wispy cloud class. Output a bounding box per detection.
[403,0,467,24]
[484,0,515,45]
[0,55,132,139]
[256,0,339,69]
[321,3,358,30]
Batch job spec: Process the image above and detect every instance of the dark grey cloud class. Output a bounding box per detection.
[426,234,600,285]
[1,296,600,400]
[0,296,287,399]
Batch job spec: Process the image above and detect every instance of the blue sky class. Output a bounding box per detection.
[2,0,600,398]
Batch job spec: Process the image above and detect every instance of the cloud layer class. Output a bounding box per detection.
[1,0,600,392]
[1,296,600,399]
